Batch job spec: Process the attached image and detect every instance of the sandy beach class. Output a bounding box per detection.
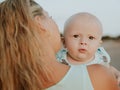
[102,39,120,70]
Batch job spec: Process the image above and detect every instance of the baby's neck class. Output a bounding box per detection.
[67,56,95,65]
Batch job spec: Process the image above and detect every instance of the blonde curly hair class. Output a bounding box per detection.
[0,0,55,90]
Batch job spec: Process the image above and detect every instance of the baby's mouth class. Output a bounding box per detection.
[78,49,87,53]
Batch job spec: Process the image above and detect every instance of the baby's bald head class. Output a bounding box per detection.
[63,12,103,39]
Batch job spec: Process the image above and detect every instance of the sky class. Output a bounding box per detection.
[35,0,120,37]
[0,0,120,36]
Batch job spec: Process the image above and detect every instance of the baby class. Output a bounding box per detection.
[57,12,120,85]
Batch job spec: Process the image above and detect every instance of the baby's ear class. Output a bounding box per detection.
[100,40,103,44]
[99,40,103,47]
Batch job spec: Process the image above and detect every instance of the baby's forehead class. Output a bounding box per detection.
[64,13,103,35]
[70,13,100,25]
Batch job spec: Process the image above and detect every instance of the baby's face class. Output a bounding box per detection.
[64,18,102,63]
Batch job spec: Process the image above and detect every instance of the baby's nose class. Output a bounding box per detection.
[80,42,87,45]
[79,38,87,45]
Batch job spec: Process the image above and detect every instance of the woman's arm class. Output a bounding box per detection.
[88,64,120,90]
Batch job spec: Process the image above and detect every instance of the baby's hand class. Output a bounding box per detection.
[110,66,120,86]
[117,74,120,86]
[115,70,120,86]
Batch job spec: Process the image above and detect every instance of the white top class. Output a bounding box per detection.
[47,65,94,90]
[48,47,111,90]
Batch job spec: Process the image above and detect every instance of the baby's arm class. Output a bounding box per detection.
[110,66,120,86]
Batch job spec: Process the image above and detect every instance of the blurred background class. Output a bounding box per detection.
[102,36,120,70]
[36,0,120,37]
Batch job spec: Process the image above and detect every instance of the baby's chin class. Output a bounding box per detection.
[67,57,89,65]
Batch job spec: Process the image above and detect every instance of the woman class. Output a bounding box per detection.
[0,0,119,90]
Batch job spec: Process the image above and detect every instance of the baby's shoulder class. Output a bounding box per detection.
[97,47,111,63]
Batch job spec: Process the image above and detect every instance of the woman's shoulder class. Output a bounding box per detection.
[87,64,119,90]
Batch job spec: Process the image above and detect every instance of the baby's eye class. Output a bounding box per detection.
[73,35,79,38]
[89,36,95,40]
